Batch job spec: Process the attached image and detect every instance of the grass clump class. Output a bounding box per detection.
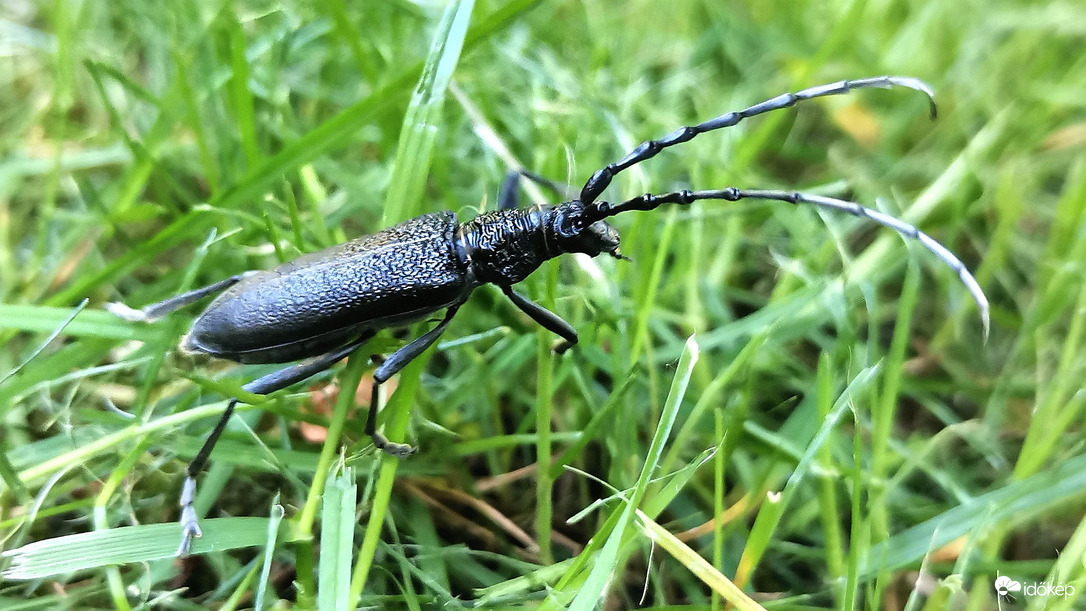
[2,0,1084,608]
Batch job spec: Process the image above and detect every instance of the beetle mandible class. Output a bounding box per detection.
[109,76,990,555]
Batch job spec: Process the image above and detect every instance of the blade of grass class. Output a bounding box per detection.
[567,335,699,608]
[862,452,1086,578]
[0,304,160,342]
[636,509,765,611]
[254,500,286,611]
[226,11,259,168]
[380,0,475,226]
[536,281,556,562]
[318,467,355,611]
[1,518,296,580]
[547,367,639,480]
[0,299,87,388]
[350,2,476,603]
[12,400,255,486]
[295,352,368,606]
[734,362,882,588]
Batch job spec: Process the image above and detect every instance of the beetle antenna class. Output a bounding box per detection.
[578,76,937,205]
[592,187,990,339]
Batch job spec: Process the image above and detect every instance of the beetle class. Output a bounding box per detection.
[109,76,989,555]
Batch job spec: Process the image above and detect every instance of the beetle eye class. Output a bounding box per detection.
[557,210,584,235]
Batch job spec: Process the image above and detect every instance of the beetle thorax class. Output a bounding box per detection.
[456,207,555,285]
[456,202,621,286]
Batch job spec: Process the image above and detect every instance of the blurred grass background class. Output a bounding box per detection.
[1,0,1084,608]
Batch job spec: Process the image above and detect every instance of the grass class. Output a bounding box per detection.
[1,0,1084,608]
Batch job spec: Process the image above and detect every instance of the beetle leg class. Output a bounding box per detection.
[498,170,576,211]
[107,272,258,322]
[501,285,578,354]
[497,171,521,211]
[365,306,460,457]
[176,398,237,556]
[176,332,374,556]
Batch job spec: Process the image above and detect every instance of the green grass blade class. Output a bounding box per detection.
[1,518,294,580]
[568,335,698,608]
[254,501,286,611]
[350,3,475,603]
[863,452,1086,578]
[380,0,475,226]
[318,467,356,611]
[736,362,881,588]
[0,299,87,387]
[637,509,765,610]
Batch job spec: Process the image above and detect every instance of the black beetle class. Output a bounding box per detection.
[109,76,989,555]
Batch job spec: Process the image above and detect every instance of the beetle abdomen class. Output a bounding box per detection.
[184,212,475,363]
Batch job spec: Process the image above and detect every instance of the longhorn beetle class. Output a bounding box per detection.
[109,76,990,555]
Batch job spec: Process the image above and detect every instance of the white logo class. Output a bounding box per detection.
[993,573,1075,601]
[994,575,1022,597]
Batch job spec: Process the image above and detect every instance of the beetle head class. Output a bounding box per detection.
[552,201,624,259]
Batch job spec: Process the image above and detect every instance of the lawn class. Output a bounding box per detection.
[1,0,1084,608]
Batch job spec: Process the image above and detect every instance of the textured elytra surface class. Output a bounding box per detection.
[186,212,473,362]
